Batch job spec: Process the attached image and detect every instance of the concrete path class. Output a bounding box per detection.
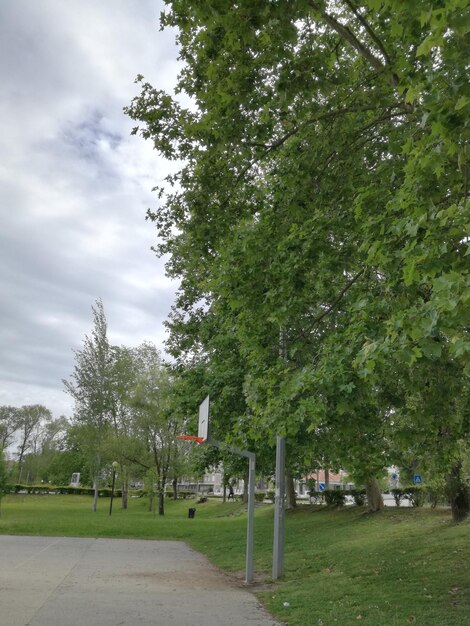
[0,536,280,626]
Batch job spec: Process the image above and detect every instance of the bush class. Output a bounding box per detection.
[391,488,405,507]
[323,490,346,507]
[350,489,366,506]
[266,490,275,502]
[8,484,125,497]
[178,490,196,499]
[12,484,51,494]
[427,486,447,508]
[130,489,144,498]
[254,491,266,502]
[404,486,425,507]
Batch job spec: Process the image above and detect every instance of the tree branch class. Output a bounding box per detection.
[308,269,366,329]
[342,0,393,67]
[122,454,151,470]
[250,101,410,152]
[309,1,386,74]
[239,102,411,182]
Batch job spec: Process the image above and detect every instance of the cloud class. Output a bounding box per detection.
[0,0,181,417]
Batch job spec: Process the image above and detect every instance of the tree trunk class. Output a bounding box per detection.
[92,475,99,512]
[286,472,297,510]
[158,477,166,515]
[243,468,249,503]
[324,468,330,489]
[172,477,178,500]
[222,471,229,503]
[121,473,128,510]
[158,490,165,515]
[447,462,469,522]
[366,477,384,512]
[148,491,154,512]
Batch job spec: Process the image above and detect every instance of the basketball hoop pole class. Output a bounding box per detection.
[272,435,285,580]
[208,437,255,584]
[179,396,256,584]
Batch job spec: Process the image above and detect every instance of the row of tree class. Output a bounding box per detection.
[2,1,468,521]
[123,0,469,521]
[62,300,196,515]
[0,302,249,517]
[0,404,67,483]
[1,292,467,519]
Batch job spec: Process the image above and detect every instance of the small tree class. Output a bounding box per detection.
[122,343,182,516]
[0,406,21,451]
[64,300,114,511]
[16,405,52,482]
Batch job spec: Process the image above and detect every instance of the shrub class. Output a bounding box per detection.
[178,490,195,499]
[350,489,366,506]
[254,491,266,502]
[391,488,405,507]
[427,486,447,508]
[323,490,346,507]
[130,489,144,498]
[266,490,275,502]
[404,486,425,507]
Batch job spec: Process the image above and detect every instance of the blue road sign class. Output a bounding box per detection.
[319,482,326,491]
[391,473,398,481]
[413,474,423,484]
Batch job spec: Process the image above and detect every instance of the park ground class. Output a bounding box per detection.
[1,495,469,626]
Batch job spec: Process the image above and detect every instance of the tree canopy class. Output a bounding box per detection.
[126,1,469,517]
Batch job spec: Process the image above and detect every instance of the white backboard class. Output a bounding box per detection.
[198,395,210,442]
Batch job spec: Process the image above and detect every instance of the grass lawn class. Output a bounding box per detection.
[1,494,469,625]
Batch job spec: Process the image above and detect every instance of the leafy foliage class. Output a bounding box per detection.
[125,1,469,517]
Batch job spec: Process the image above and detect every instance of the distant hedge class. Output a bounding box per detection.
[6,484,123,497]
[390,486,449,508]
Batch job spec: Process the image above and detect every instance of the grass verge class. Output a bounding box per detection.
[1,495,469,625]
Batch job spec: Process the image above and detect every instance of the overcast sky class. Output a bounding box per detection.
[0,0,181,418]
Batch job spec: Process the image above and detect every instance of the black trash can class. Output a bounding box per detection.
[188,507,196,519]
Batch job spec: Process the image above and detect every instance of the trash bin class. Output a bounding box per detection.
[188,507,196,519]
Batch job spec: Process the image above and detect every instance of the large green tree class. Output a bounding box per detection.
[126,0,469,517]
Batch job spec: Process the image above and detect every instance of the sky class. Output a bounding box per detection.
[0,0,181,418]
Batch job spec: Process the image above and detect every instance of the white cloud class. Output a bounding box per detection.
[0,0,181,417]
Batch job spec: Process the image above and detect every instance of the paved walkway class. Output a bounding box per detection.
[0,536,280,625]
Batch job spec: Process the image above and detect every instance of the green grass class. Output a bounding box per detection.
[1,495,469,625]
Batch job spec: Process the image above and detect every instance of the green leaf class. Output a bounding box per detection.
[416,35,440,57]
[419,339,442,359]
[455,97,469,111]
[403,260,418,286]
[450,337,469,358]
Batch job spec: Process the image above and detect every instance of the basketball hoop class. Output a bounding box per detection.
[176,434,205,444]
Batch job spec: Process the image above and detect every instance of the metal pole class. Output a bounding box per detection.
[272,435,285,579]
[246,453,256,584]
[208,438,256,584]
